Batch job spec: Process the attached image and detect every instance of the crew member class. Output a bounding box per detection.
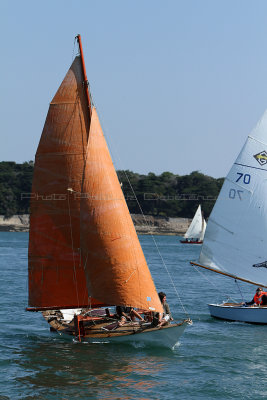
[244,287,267,306]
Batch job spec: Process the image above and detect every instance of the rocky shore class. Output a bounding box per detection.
[0,214,190,235]
[131,214,190,235]
[0,215,30,232]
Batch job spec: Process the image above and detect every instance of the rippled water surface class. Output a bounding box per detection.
[1,232,267,399]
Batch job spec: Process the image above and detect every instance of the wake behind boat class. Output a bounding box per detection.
[191,107,267,324]
[26,35,190,347]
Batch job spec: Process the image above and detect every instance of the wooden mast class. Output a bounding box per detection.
[76,34,92,119]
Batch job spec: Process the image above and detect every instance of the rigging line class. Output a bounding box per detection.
[248,134,267,146]
[235,279,245,303]
[67,191,80,307]
[72,36,77,62]
[191,263,237,303]
[80,252,89,306]
[73,98,94,308]
[66,98,83,308]
[66,85,91,309]
[94,107,190,318]
[123,170,191,317]
[125,269,137,284]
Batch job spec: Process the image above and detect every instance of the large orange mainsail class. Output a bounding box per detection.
[28,56,93,309]
[28,39,163,314]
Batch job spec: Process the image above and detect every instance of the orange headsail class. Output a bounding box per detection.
[80,108,163,313]
[28,57,102,309]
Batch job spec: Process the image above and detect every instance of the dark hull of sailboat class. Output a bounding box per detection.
[209,303,267,324]
[43,311,190,348]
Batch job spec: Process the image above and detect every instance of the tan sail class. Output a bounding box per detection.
[27,35,190,347]
[80,107,163,313]
[28,57,102,309]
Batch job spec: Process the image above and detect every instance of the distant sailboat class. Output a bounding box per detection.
[26,35,190,347]
[191,108,267,323]
[180,205,206,244]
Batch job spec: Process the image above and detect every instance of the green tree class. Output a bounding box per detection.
[0,162,224,219]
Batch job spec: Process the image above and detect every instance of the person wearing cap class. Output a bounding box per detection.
[244,287,267,306]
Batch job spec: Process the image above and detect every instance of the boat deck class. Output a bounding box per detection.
[42,310,188,340]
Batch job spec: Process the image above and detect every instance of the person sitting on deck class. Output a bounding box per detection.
[115,305,145,326]
[155,292,174,327]
[244,287,267,306]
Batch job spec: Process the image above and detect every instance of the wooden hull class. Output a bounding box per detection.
[209,303,267,324]
[80,322,189,348]
[43,311,190,348]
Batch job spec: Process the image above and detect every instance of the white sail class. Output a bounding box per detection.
[199,219,207,242]
[184,205,203,239]
[199,109,267,286]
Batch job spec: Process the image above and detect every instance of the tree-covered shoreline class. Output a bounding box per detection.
[0,161,34,218]
[117,170,223,219]
[0,161,224,219]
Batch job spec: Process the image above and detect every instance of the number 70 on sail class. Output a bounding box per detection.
[228,172,251,200]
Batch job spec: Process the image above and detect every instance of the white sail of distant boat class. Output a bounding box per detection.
[180,205,206,244]
[199,219,207,242]
[191,108,267,323]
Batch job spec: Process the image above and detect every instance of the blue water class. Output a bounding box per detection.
[1,232,267,399]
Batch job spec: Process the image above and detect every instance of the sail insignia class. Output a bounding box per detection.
[254,150,267,166]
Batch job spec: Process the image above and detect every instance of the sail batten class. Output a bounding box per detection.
[234,162,267,173]
[248,134,267,146]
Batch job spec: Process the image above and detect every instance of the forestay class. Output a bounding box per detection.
[199,109,267,286]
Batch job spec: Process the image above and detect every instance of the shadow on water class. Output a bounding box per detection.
[11,334,181,400]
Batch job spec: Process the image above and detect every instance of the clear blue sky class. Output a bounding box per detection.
[1,0,267,178]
